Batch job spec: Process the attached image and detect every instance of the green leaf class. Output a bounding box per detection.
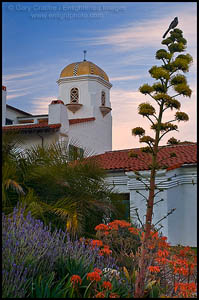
[149,285,161,298]
[139,84,154,94]
[149,66,170,80]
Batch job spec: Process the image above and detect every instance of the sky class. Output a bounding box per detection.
[2,2,197,150]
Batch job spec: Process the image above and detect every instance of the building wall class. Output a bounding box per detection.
[6,107,29,124]
[58,76,112,154]
[2,88,7,125]
[167,166,197,246]
[105,166,197,246]
[57,76,111,119]
[68,111,112,154]
[18,131,62,150]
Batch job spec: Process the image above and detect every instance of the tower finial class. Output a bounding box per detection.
[83,50,87,61]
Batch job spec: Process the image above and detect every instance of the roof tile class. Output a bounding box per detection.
[2,123,61,131]
[93,143,197,172]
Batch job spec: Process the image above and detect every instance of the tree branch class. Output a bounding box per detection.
[135,176,151,190]
[158,128,179,142]
[136,190,149,202]
[153,208,176,227]
[153,198,164,205]
[171,93,181,98]
[134,208,144,227]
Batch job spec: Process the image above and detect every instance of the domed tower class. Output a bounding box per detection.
[56,58,112,154]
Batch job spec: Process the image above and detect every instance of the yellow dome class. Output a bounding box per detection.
[60,61,109,82]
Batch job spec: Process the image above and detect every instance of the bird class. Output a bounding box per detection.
[162,17,178,39]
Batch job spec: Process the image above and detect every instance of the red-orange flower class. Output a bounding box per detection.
[103,231,109,236]
[70,275,82,287]
[99,246,112,256]
[102,281,112,290]
[87,271,101,282]
[95,292,105,298]
[108,220,131,230]
[90,239,103,247]
[128,227,139,235]
[157,249,169,257]
[95,224,110,231]
[174,282,196,297]
[148,266,160,273]
[155,257,168,265]
[150,231,159,240]
[94,268,102,275]
[109,293,120,298]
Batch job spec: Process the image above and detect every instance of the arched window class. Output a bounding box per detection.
[101,91,106,106]
[70,88,79,103]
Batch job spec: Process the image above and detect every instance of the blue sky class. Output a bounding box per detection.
[2,2,197,150]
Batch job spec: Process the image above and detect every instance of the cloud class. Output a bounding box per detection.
[7,92,31,100]
[110,75,141,81]
[30,96,57,115]
[59,6,196,53]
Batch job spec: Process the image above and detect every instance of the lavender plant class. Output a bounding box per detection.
[2,206,119,298]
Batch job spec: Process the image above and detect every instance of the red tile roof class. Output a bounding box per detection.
[50,100,64,105]
[69,117,95,125]
[93,143,197,172]
[2,123,61,131]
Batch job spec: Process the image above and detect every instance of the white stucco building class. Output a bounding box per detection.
[2,59,197,246]
[94,143,197,247]
[2,60,112,154]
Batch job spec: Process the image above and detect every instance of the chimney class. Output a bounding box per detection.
[48,100,69,135]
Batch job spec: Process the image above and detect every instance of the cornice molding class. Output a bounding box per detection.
[106,169,197,190]
[56,75,112,89]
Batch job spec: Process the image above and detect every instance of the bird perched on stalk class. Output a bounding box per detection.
[162,17,178,38]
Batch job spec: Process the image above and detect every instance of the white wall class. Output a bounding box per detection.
[58,75,112,154]
[6,107,29,124]
[57,76,112,120]
[167,166,197,246]
[48,101,69,136]
[105,165,197,246]
[17,131,63,150]
[69,113,112,154]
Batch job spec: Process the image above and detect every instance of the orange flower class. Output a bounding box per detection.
[99,246,112,256]
[91,239,103,247]
[95,291,105,298]
[102,281,112,290]
[157,249,169,257]
[108,220,131,230]
[174,282,196,297]
[95,224,110,231]
[155,257,168,265]
[103,231,109,236]
[94,268,102,275]
[148,266,160,273]
[87,271,101,282]
[150,231,159,240]
[70,275,82,287]
[109,293,120,298]
[128,227,139,235]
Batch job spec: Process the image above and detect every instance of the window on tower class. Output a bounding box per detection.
[101,91,106,106]
[70,88,79,103]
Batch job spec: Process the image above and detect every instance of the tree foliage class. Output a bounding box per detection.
[2,133,125,238]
